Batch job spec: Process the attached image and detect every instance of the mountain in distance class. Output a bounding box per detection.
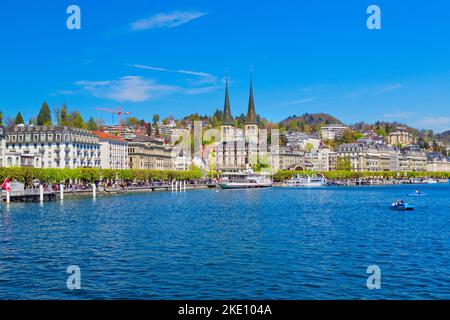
[436,130,450,143]
[280,113,343,130]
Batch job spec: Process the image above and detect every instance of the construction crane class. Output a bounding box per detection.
[95,106,131,138]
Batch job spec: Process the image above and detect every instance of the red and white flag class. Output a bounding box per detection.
[1,178,11,192]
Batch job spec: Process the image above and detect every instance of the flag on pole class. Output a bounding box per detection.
[1,178,11,192]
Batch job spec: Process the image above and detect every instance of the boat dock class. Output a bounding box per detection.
[2,192,57,203]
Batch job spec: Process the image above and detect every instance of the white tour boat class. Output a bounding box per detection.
[282,173,328,188]
[218,170,273,189]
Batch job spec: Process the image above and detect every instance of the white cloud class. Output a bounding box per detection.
[384,111,415,119]
[130,11,207,31]
[412,116,450,133]
[345,83,403,98]
[281,97,317,106]
[75,76,176,102]
[126,63,216,83]
[376,83,403,94]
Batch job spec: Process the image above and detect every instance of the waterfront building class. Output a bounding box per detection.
[337,143,400,172]
[426,152,450,172]
[128,136,174,170]
[320,124,349,140]
[274,147,305,170]
[4,125,100,168]
[388,127,415,146]
[0,126,5,167]
[93,131,129,169]
[304,148,336,171]
[399,147,427,172]
[215,77,263,171]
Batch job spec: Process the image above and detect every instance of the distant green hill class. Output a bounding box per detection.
[280,113,343,131]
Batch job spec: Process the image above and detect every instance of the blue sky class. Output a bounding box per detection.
[0,0,449,132]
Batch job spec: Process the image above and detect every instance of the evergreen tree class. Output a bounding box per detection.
[87,117,98,131]
[14,112,24,125]
[37,102,52,125]
[0,110,3,126]
[61,103,69,126]
[152,114,160,125]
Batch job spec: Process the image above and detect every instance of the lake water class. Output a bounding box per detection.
[0,184,449,299]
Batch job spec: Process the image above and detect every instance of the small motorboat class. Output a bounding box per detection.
[389,200,414,211]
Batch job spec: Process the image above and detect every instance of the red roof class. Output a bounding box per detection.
[93,131,125,142]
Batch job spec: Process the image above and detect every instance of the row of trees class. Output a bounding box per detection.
[272,170,450,182]
[0,102,102,130]
[0,167,203,187]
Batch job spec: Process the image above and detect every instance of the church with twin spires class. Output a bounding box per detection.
[214,76,266,171]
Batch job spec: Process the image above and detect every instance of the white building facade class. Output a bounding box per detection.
[5,125,101,168]
[321,124,349,140]
[93,131,129,169]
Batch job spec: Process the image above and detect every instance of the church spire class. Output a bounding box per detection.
[246,75,257,124]
[222,74,233,125]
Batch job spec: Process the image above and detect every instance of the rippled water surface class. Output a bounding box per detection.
[0,184,449,299]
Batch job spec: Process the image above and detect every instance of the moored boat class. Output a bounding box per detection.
[282,173,327,188]
[218,170,273,189]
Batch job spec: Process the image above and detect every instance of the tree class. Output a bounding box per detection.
[14,112,24,125]
[61,103,69,126]
[69,111,85,128]
[54,106,61,125]
[305,142,314,153]
[152,114,160,125]
[37,102,52,125]
[0,110,3,126]
[341,129,356,143]
[336,157,352,171]
[87,117,98,131]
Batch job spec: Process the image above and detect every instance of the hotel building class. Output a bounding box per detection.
[426,152,450,172]
[4,125,100,168]
[128,136,174,170]
[337,143,400,172]
[399,147,427,172]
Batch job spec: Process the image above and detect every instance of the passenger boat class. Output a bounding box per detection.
[282,173,327,188]
[218,170,273,189]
